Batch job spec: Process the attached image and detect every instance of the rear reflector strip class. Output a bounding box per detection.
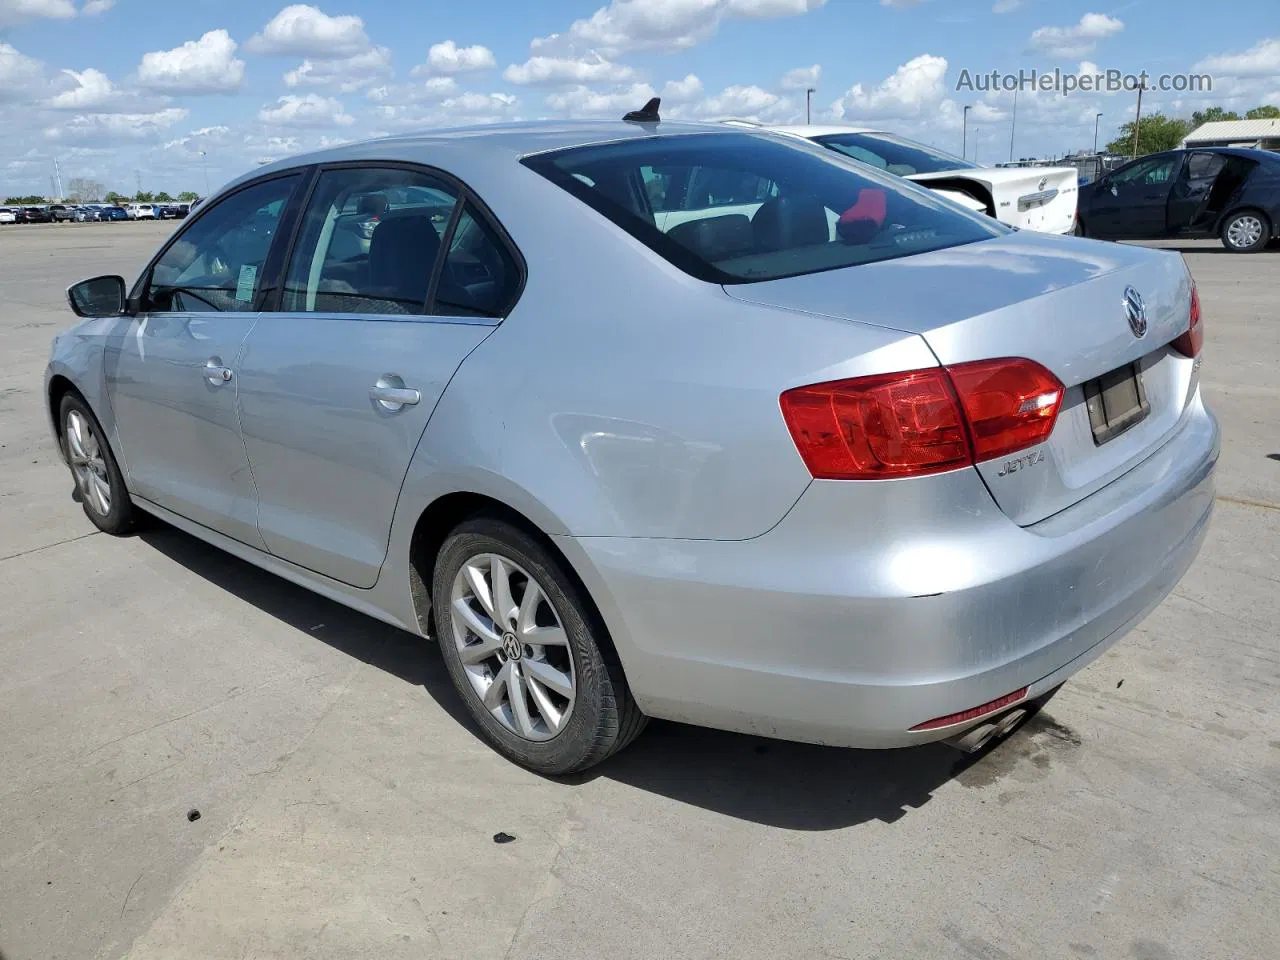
[909,687,1029,732]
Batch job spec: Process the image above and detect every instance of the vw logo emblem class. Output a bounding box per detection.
[1038,176,1049,191]
[501,631,523,660]
[1123,286,1148,338]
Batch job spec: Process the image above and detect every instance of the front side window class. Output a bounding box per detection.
[1111,156,1178,186]
[523,132,1004,284]
[814,132,978,176]
[282,166,460,316]
[146,175,300,313]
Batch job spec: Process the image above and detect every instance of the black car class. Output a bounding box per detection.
[18,206,52,223]
[1077,147,1280,252]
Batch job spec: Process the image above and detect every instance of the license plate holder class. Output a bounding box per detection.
[1084,362,1149,446]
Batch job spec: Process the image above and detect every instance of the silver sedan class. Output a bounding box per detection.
[47,118,1217,773]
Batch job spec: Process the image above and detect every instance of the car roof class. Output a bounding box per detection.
[763,124,879,138]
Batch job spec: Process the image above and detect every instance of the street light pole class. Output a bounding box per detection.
[962,105,971,159]
[806,87,815,125]
[199,150,210,196]
[1094,112,1103,154]
[1008,88,1018,162]
[1130,82,1145,159]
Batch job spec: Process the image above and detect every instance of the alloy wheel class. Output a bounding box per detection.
[1227,215,1264,250]
[65,409,111,517]
[448,553,576,741]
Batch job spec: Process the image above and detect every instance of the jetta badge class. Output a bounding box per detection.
[1123,286,1148,338]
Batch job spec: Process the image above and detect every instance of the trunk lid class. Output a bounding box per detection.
[725,231,1196,525]
[911,166,1079,234]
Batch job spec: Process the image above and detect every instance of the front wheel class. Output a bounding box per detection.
[432,517,646,774]
[59,394,137,535]
[1221,210,1269,253]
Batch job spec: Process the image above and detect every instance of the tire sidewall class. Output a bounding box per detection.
[59,394,133,534]
[1222,211,1269,253]
[432,518,613,774]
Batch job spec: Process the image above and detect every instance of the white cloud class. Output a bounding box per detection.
[1028,13,1124,58]
[695,84,782,118]
[137,30,245,94]
[662,74,704,101]
[416,40,496,75]
[82,0,112,13]
[545,82,658,116]
[834,54,948,119]
[781,64,820,90]
[257,92,354,127]
[46,107,188,145]
[284,46,391,92]
[503,53,636,86]
[246,5,370,58]
[421,76,459,99]
[880,0,923,6]
[162,124,231,152]
[1195,38,1280,78]
[0,42,44,102]
[442,91,518,114]
[0,0,75,27]
[992,0,1021,11]
[48,67,115,109]
[530,0,827,58]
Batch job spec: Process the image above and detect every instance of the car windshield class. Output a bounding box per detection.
[814,132,978,176]
[522,132,1003,284]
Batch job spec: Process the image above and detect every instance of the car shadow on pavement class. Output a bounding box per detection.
[139,523,1025,831]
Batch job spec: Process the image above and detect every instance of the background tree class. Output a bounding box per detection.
[105,191,126,203]
[177,191,199,202]
[154,191,174,202]
[1106,114,1188,157]
[133,191,154,202]
[5,195,46,204]
[1190,107,1239,127]
[1245,105,1280,120]
[66,178,105,202]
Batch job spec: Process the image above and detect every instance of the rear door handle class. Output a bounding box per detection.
[370,383,421,410]
[204,361,233,384]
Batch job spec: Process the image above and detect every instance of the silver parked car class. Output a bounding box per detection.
[47,117,1217,774]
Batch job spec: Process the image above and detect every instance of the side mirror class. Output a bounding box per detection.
[67,275,127,318]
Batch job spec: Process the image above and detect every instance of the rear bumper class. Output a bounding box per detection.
[559,391,1218,748]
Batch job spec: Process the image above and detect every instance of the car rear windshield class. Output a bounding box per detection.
[521,132,1003,284]
[814,132,978,176]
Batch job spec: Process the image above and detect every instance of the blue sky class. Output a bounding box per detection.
[2,0,1277,196]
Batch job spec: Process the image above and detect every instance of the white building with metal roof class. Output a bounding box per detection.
[1180,119,1280,151]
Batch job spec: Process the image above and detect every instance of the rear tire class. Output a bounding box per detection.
[432,516,646,774]
[1220,209,1269,253]
[59,393,137,535]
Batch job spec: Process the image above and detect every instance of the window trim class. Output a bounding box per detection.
[127,168,313,315]
[267,159,527,321]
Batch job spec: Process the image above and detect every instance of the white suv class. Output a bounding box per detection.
[127,203,157,220]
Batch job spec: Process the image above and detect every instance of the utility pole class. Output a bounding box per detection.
[200,150,210,196]
[1008,88,1018,163]
[53,158,64,199]
[134,169,142,198]
[1094,113,1103,154]
[962,105,971,159]
[806,88,815,125]
[1130,81,1146,158]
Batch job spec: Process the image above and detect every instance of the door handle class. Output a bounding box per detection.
[204,361,233,384]
[370,383,421,410]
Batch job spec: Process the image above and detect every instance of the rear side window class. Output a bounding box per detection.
[522,132,1003,284]
[431,203,522,318]
[282,167,460,316]
[1186,152,1227,181]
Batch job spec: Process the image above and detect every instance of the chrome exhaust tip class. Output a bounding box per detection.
[943,707,1029,754]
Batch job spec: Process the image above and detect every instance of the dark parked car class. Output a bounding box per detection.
[48,204,75,222]
[99,206,129,222]
[18,206,52,223]
[1077,147,1280,252]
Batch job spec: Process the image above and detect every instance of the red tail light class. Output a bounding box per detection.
[1172,283,1202,358]
[946,357,1064,462]
[780,358,1063,479]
